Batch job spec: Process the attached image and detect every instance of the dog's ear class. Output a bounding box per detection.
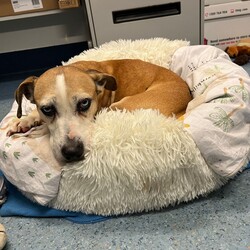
[86,69,117,94]
[15,76,38,118]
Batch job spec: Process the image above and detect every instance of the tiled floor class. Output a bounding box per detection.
[0,64,250,250]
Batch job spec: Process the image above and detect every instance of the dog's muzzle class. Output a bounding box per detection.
[61,138,84,162]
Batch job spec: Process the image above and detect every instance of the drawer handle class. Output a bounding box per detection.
[112,2,181,24]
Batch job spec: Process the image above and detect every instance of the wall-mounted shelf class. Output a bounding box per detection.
[0,6,91,53]
[0,9,66,22]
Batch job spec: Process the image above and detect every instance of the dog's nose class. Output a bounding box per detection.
[61,138,84,162]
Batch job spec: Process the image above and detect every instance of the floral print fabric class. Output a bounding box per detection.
[171,45,250,177]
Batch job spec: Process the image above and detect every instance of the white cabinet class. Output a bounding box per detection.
[85,0,204,47]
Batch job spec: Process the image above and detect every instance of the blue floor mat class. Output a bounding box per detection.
[0,171,109,224]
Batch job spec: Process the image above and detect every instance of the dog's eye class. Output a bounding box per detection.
[40,105,56,117]
[77,98,91,112]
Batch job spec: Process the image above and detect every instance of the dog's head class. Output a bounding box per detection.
[15,65,117,163]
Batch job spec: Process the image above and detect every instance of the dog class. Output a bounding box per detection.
[7,59,192,163]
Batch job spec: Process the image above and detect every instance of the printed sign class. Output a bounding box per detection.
[11,0,43,12]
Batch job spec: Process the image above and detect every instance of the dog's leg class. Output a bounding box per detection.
[7,109,42,136]
[110,85,190,118]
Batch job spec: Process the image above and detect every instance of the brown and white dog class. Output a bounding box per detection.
[7,59,192,162]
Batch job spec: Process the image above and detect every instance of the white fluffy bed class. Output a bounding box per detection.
[0,38,249,215]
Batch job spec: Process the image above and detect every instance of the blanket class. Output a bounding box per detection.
[171,46,250,177]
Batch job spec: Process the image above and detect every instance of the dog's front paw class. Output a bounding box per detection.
[6,117,41,136]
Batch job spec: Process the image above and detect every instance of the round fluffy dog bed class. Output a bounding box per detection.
[0,38,249,215]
